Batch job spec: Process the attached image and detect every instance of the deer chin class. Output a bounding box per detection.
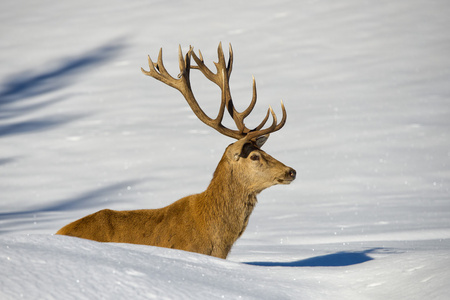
[277,178,294,185]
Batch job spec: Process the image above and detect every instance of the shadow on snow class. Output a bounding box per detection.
[245,248,385,267]
[0,38,125,137]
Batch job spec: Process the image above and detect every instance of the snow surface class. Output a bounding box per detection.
[1,0,450,299]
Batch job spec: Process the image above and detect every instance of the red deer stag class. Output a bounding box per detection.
[56,43,296,259]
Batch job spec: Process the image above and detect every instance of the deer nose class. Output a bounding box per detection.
[287,168,296,180]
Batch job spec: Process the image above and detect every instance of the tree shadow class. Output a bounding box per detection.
[0,39,125,104]
[245,248,385,267]
[0,108,83,137]
[0,38,126,137]
[0,180,138,234]
[0,157,18,165]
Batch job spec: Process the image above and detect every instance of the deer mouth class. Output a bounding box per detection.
[278,178,294,184]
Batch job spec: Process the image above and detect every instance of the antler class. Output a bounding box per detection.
[141,43,286,141]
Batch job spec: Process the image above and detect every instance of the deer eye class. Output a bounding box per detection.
[250,154,260,161]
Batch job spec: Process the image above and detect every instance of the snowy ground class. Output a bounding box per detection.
[1,0,450,299]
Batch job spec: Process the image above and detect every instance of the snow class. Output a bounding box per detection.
[1,0,450,299]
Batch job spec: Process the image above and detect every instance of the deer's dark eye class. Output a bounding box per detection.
[250,154,260,161]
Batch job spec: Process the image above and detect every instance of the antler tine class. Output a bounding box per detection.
[190,49,204,69]
[277,100,287,130]
[215,69,229,126]
[215,42,225,74]
[141,48,178,89]
[240,76,258,119]
[177,45,185,77]
[141,49,160,76]
[247,101,287,140]
[141,55,154,75]
[191,48,217,84]
[227,43,233,75]
[216,42,233,79]
[156,48,168,74]
[177,45,193,80]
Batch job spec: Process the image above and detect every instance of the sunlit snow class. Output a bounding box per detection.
[1,0,449,299]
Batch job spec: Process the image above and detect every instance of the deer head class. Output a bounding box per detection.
[141,43,296,194]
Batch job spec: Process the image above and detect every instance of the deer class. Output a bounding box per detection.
[56,43,296,259]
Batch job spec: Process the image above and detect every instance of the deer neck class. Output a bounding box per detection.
[200,156,257,237]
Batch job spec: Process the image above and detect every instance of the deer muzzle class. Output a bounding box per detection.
[278,167,296,184]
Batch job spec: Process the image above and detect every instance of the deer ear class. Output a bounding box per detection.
[229,135,268,161]
[229,138,250,161]
[254,134,269,148]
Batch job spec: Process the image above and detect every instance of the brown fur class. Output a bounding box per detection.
[56,141,295,259]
